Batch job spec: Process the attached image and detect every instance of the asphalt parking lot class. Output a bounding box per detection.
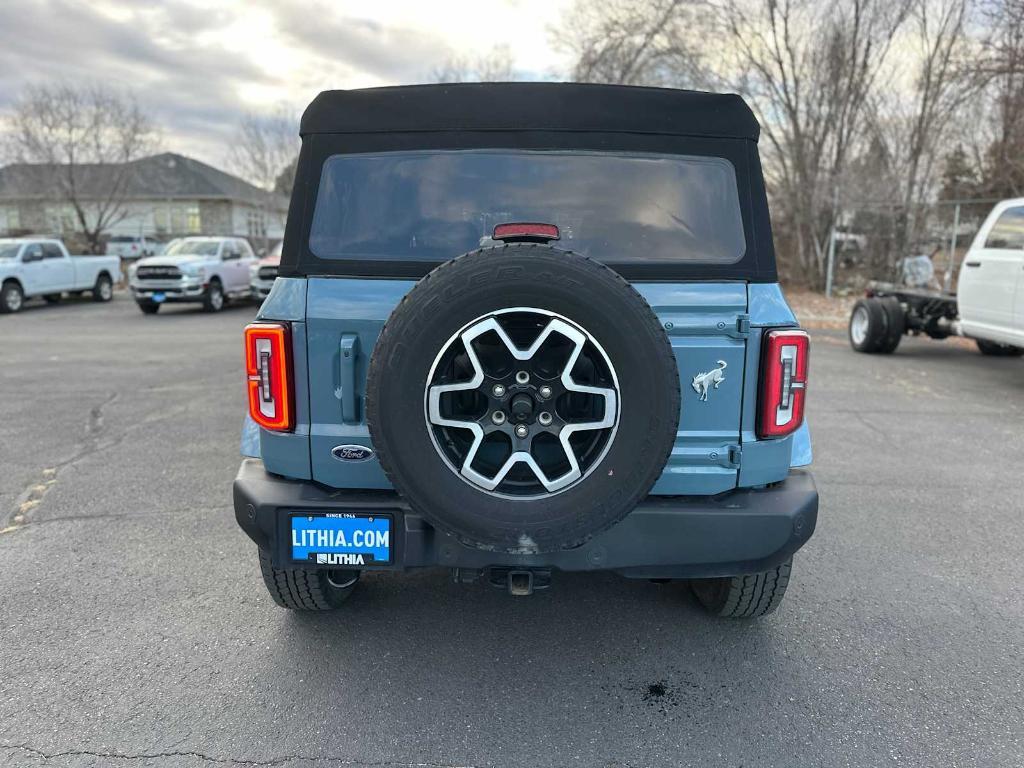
[1,291,1022,768]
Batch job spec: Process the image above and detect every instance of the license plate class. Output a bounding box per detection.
[152,292,166,303]
[290,513,392,566]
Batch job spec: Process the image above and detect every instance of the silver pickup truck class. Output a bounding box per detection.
[0,238,121,313]
[129,236,256,314]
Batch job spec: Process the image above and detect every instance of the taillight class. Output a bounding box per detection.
[244,323,293,431]
[493,222,560,242]
[758,329,809,439]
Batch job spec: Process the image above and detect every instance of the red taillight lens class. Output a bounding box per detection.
[244,322,293,432]
[493,222,560,242]
[758,329,809,439]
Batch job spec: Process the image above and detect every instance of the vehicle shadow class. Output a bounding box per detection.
[5,293,103,313]
[249,569,789,732]
[138,301,258,316]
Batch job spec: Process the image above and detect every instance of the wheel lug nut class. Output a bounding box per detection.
[538,385,552,399]
[515,371,530,384]
[538,411,552,426]
[491,411,506,425]
[515,424,529,439]
[492,384,506,397]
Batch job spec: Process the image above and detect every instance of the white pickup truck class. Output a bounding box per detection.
[0,238,121,314]
[850,198,1024,356]
[128,236,256,314]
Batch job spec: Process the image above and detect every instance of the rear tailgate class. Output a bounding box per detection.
[304,278,749,496]
[305,278,411,489]
[637,284,748,495]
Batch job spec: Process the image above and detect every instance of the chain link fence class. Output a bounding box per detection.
[822,198,1001,296]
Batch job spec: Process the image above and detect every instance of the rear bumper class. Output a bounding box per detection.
[233,459,818,579]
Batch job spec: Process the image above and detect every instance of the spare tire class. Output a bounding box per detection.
[365,244,680,553]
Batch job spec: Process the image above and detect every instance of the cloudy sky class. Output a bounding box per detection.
[0,0,574,168]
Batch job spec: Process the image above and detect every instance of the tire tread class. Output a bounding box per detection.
[257,548,354,611]
[693,560,792,618]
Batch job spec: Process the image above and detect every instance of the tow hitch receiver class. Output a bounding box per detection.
[486,568,552,596]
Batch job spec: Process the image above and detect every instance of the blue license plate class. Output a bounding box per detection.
[290,513,392,566]
[152,292,166,303]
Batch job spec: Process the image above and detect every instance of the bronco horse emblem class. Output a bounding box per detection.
[691,360,727,402]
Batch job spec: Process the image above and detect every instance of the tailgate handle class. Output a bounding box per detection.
[964,261,981,267]
[340,334,361,423]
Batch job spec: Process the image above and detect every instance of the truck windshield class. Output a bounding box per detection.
[309,150,746,264]
[0,244,20,259]
[165,240,220,256]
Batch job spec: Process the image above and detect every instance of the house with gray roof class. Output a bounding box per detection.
[0,152,288,246]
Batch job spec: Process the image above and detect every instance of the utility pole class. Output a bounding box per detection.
[825,185,839,298]
[944,202,960,293]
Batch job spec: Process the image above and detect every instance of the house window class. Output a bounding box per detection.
[186,204,201,233]
[44,205,77,234]
[170,205,185,233]
[153,205,169,235]
[247,209,266,240]
[0,207,20,234]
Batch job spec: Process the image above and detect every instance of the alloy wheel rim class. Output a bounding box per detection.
[424,307,620,499]
[851,307,869,345]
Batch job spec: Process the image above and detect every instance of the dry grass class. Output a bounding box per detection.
[783,288,857,330]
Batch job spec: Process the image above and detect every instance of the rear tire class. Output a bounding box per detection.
[976,339,1024,357]
[202,279,224,312]
[136,301,160,315]
[1,281,24,314]
[92,273,113,302]
[876,297,905,354]
[691,560,792,618]
[43,293,62,304]
[258,547,359,610]
[849,298,887,353]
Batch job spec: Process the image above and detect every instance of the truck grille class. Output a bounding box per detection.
[258,266,278,280]
[136,265,183,280]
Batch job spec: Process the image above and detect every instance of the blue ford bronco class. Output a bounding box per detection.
[233,83,817,617]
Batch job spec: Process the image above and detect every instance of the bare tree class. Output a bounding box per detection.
[863,0,977,259]
[431,45,517,82]
[229,105,298,193]
[558,0,709,87]
[3,83,159,253]
[977,0,1024,196]
[711,0,910,286]
[228,105,299,252]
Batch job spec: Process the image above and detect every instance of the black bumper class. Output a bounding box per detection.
[233,459,818,579]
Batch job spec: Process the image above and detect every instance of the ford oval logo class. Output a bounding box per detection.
[332,444,375,462]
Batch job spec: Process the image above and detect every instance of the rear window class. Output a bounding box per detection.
[308,150,746,264]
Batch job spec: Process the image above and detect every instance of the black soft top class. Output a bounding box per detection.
[300,83,759,141]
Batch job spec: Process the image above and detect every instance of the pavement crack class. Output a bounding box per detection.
[0,506,233,536]
[1,744,482,767]
[2,392,119,529]
[852,411,889,438]
[3,744,274,766]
